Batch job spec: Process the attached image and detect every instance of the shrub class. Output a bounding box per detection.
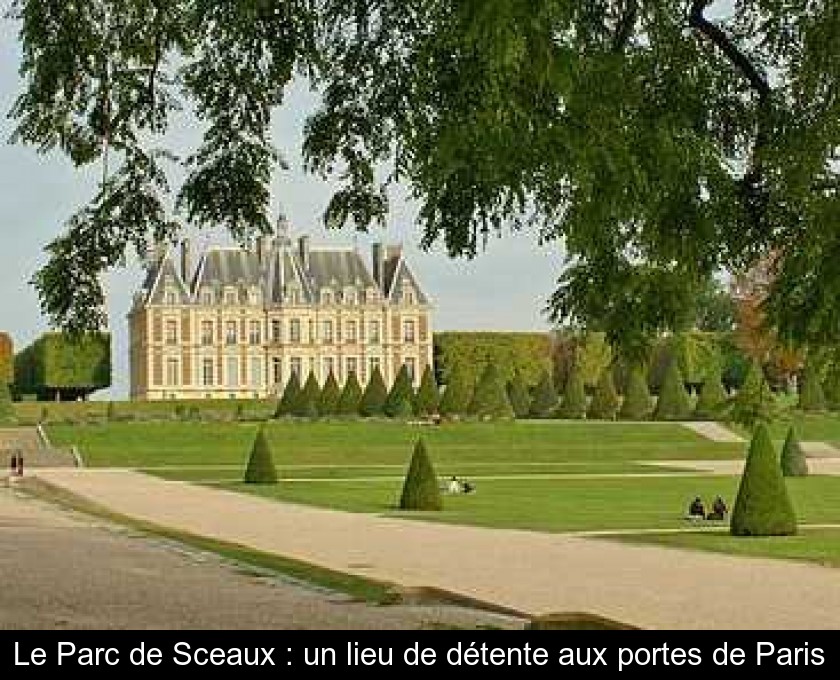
[729,361,778,428]
[0,331,12,385]
[528,371,556,418]
[506,371,531,419]
[652,359,691,421]
[243,428,278,484]
[619,366,651,420]
[235,404,245,421]
[780,426,808,477]
[0,381,14,423]
[294,374,321,418]
[557,363,586,419]
[730,423,797,536]
[318,372,341,416]
[823,362,840,410]
[798,361,826,411]
[337,372,363,415]
[106,401,116,421]
[398,439,442,511]
[587,370,619,420]
[275,374,301,417]
[359,367,388,416]
[469,364,514,419]
[694,373,729,420]
[384,366,415,418]
[414,366,440,416]
[438,363,473,417]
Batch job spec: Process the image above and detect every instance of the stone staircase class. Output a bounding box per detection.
[0,427,79,468]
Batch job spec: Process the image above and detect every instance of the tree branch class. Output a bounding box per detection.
[612,0,638,53]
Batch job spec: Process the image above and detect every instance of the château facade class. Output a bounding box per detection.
[129,221,433,400]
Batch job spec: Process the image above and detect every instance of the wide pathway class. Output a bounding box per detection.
[37,468,840,629]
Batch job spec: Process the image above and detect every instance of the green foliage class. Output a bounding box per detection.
[557,362,586,419]
[469,364,514,419]
[14,332,111,398]
[694,374,729,420]
[506,371,531,419]
[398,439,442,511]
[438,363,473,417]
[730,424,797,537]
[823,362,840,411]
[799,361,826,412]
[729,361,779,428]
[106,401,116,421]
[618,366,651,420]
[275,374,301,417]
[0,332,13,385]
[0,381,15,423]
[528,371,556,419]
[652,360,691,421]
[414,366,440,416]
[243,428,278,484]
[359,367,387,417]
[318,372,341,416]
[780,427,809,478]
[648,332,722,392]
[294,374,321,418]
[587,370,619,420]
[337,372,363,415]
[384,365,415,418]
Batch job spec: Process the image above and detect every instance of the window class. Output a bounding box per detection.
[405,358,416,382]
[249,320,261,345]
[287,288,300,305]
[226,357,239,388]
[201,289,214,306]
[272,358,283,386]
[369,321,380,343]
[346,321,357,343]
[200,321,213,346]
[321,289,333,305]
[271,319,281,342]
[323,357,334,378]
[225,321,238,345]
[322,320,333,344]
[345,288,357,305]
[290,319,301,343]
[165,290,178,306]
[251,357,262,387]
[166,358,179,386]
[369,357,381,378]
[290,357,302,378]
[224,289,237,305]
[202,359,215,386]
[367,288,379,304]
[403,320,416,343]
[165,320,178,345]
[346,357,358,378]
[402,286,416,305]
[249,288,261,306]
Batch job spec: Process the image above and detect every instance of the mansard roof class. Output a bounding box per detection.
[144,249,190,305]
[306,249,377,292]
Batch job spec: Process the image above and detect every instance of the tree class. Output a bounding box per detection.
[0,381,14,423]
[506,371,531,419]
[359,367,388,417]
[0,332,12,386]
[587,370,619,420]
[13,5,839,355]
[337,372,363,415]
[823,361,840,411]
[729,360,779,428]
[691,278,736,332]
[294,374,321,418]
[318,371,341,416]
[528,370,556,419]
[438,363,473,417]
[398,439,442,511]
[780,426,809,478]
[618,366,651,421]
[730,424,797,537]
[414,366,440,416]
[275,374,301,418]
[798,360,826,412]
[557,363,586,420]
[384,365,415,418]
[693,374,729,420]
[652,359,691,421]
[469,364,514,419]
[243,428,278,484]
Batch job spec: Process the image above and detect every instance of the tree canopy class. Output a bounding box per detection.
[10,2,839,344]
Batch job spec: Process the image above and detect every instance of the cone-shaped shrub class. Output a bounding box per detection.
[438,364,473,417]
[243,428,278,484]
[414,366,440,416]
[528,371,556,419]
[587,370,619,420]
[337,372,363,415]
[469,364,514,419]
[294,374,321,418]
[385,365,415,418]
[823,363,840,411]
[730,423,797,536]
[359,367,388,416]
[619,366,651,420]
[799,361,826,411]
[730,361,777,428]
[506,371,531,419]
[275,374,301,417]
[652,359,691,421]
[557,363,586,419]
[398,439,443,511]
[780,426,808,477]
[318,372,341,416]
[0,381,14,423]
[694,373,728,420]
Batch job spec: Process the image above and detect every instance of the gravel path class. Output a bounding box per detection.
[641,458,840,475]
[35,468,840,630]
[679,422,745,442]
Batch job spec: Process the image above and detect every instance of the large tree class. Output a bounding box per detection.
[11,2,839,346]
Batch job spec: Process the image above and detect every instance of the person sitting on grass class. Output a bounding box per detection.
[461,480,474,494]
[448,476,461,494]
[706,495,728,521]
[687,496,705,519]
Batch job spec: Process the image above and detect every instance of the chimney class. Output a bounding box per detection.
[372,242,384,290]
[180,239,192,283]
[298,235,310,272]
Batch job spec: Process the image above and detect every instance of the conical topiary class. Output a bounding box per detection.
[438,363,473,417]
[652,359,691,421]
[294,373,321,418]
[243,428,278,484]
[0,381,14,423]
[469,364,514,419]
[587,369,619,420]
[730,423,797,536]
[780,426,808,477]
[398,439,443,511]
[359,366,388,416]
[729,360,778,428]
[619,366,651,420]
[557,362,586,419]
[275,374,301,417]
[506,371,531,419]
[385,365,415,418]
[528,371,556,419]
[337,372,363,415]
[799,361,826,412]
[318,371,341,416]
[414,365,440,416]
[694,373,729,420]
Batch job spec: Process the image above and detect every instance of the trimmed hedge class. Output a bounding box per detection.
[587,369,619,420]
[14,332,111,399]
[243,428,278,484]
[399,439,443,511]
[729,361,777,428]
[730,423,797,536]
[0,381,14,423]
[275,374,301,417]
[337,373,363,415]
[652,359,691,421]
[359,367,388,416]
[506,371,531,419]
[619,366,651,420]
[694,374,728,420]
[780,426,808,477]
[469,364,514,419]
[823,362,840,411]
[414,366,440,416]
[438,363,473,417]
[0,332,12,385]
[384,365,415,418]
[528,371,556,419]
[318,372,341,416]
[557,362,586,419]
[294,374,321,418]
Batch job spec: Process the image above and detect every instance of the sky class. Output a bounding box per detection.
[0,16,561,399]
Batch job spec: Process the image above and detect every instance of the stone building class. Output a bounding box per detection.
[128,220,433,400]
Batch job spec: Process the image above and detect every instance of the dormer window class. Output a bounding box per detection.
[201,289,214,306]
[321,289,333,305]
[344,287,357,305]
[286,287,300,305]
[249,287,261,306]
[402,286,416,305]
[224,289,238,305]
[367,288,380,304]
[164,289,178,306]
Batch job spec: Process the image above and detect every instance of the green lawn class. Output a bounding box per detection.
[732,413,840,442]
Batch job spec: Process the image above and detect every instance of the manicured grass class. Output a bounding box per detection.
[732,414,840,442]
